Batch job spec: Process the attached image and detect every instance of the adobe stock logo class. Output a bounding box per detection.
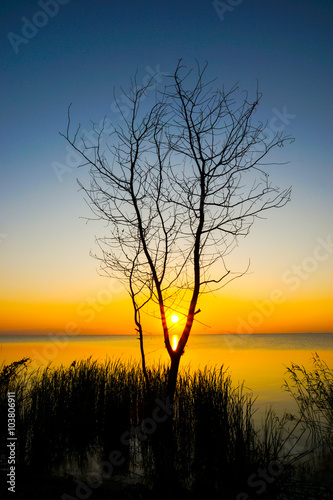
[213,0,244,22]
[7,0,71,55]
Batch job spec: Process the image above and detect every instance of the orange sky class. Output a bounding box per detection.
[1,293,332,335]
[1,200,333,336]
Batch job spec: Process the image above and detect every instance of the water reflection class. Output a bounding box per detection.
[172,335,178,351]
[1,333,332,418]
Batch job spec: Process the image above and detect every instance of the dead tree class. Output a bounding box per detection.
[62,61,293,403]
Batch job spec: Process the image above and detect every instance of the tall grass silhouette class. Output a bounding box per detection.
[1,354,331,497]
[285,352,333,444]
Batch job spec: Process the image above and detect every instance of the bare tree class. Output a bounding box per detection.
[62,61,293,402]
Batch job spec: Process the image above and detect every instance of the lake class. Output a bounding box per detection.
[1,332,332,419]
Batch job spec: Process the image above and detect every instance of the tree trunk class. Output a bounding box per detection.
[167,354,181,404]
[151,354,183,493]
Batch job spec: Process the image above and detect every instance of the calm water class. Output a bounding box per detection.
[1,332,333,418]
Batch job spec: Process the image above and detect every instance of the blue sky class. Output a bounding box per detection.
[0,0,332,333]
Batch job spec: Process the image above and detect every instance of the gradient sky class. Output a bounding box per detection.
[1,0,332,335]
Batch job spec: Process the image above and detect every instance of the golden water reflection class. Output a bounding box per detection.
[1,334,332,420]
[172,335,179,351]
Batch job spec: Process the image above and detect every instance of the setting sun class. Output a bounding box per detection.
[171,314,179,323]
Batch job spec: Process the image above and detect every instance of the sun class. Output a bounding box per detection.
[171,314,179,324]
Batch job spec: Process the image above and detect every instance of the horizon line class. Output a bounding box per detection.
[0,330,332,336]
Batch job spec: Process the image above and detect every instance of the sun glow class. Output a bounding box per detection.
[171,314,179,323]
[172,335,179,351]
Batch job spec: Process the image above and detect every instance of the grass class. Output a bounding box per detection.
[283,352,333,493]
[284,352,333,444]
[0,354,332,498]
[1,358,146,473]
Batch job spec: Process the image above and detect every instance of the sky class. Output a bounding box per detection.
[0,0,333,336]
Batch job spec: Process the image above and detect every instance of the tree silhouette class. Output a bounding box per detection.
[62,61,293,402]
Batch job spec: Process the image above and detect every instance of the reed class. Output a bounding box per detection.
[283,353,333,483]
[284,352,333,444]
[1,354,330,497]
[171,366,258,492]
